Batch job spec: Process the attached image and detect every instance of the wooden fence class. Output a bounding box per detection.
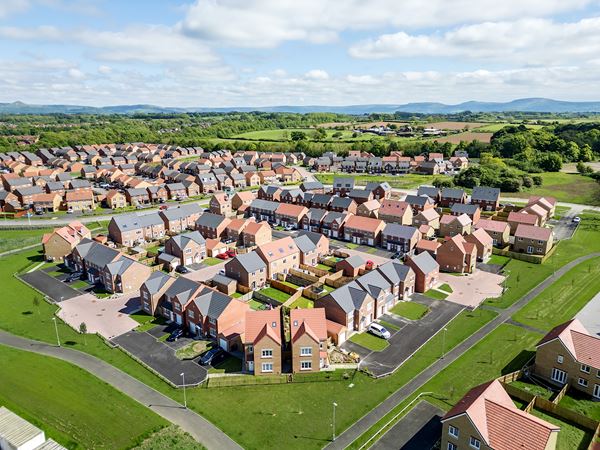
[270,279,299,296]
[292,268,320,283]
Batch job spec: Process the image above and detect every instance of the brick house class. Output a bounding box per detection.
[336,254,366,277]
[329,196,358,215]
[412,208,440,230]
[42,221,91,261]
[405,252,439,292]
[255,236,300,279]
[520,203,548,226]
[365,182,391,200]
[108,212,165,246]
[195,213,231,239]
[241,221,272,248]
[470,186,501,211]
[32,192,62,212]
[106,190,127,209]
[209,193,232,217]
[224,218,252,244]
[146,185,168,203]
[474,219,510,246]
[293,231,329,266]
[65,190,95,212]
[527,196,556,219]
[439,188,467,208]
[302,208,328,232]
[231,191,255,211]
[247,199,279,223]
[513,224,554,255]
[164,231,206,266]
[343,215,386,246]
[355,269,397,316]
[159,204,203,233]
[507,211,539,234]
[102,256,152,294]
[378,199,413,225]
[125,188,150,206]
[290,308,329,373]
[465,228,493,261]
[274,203,308,229]
[381,223,420,254]
[376,260,415,300]
[243,309,284,375]
[69,239,122,285]
[316,281,376,332]
[225,251,267,289]
[450,203,481,224]
[332,177,355,196]
[405,194,435,214]
[439,214,472,237]
[356,199,381,218]
[257,185,282,202]
[437,234,477,273]
[321,211,351,239]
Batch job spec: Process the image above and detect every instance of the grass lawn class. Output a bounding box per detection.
[315,173,437,190]
[512,256,600,331]
[390,301,430,320]
[423,289,448,300]
[231,292,243,298]
[0,228,53,253]
[248,299,266,310]
[559,391,600,422]
[202,257,223,266]
[259,287,292,303]
[0,345,166,449]
[208,355,243,374]
[316,263,333,271]
[70,280,89,290]
[510,172,600,206]
[509,380,553,399]
[348,331,390,352]
[437,283,453,293]
[131,312,167,332]
[279,280,301,290]
[132,425,206,450]
[175,340,213,360]
[345,242,360,249]
[377,320,400,332]
[530,408,593,450]
[289,296,314,309]
[487,254,510,266]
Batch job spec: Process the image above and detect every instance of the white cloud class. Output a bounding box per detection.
[0,0,30,18]
[68,67,85,79]
[349,17,600,64]
[179,0,597,48]
[305,69,329,80]
[97,65,111,74]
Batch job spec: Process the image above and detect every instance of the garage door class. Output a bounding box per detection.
[338,331,346,345]
[368,238,374,246]
[185,257,193,265]
[219,338,228,351]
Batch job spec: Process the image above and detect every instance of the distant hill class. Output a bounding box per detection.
[1,98,600,115]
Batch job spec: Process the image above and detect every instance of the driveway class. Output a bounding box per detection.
[19,270,81,302]
[56,292,140,339]
[343,296,463,377]
[342,248,391,267]
[182,260,226,283]
[370,401,443,450]
[576,291,600,337]
[548,213,578,241]
[112,329,208,386]
[438,270,505,308]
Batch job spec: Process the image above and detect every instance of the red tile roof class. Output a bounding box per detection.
[416,239,440,251]
[244,309,281,345]
[474,218,510,233]
[257,236,298,262]
[514,224,553,241]
[537,319,600,368]
[290,308,327,344]
[379,199,410,217]
[275,203,308,218]
[345,215,385,233]
[243,221,270,236]
[508,211,538,225]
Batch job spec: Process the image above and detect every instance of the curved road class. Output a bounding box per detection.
[0,330,241,450]
[324,251,600,450]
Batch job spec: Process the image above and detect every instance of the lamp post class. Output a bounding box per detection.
[52,317,60,347]
[441,327,448,359]
[180,372,187,409]
[332,402,338,441]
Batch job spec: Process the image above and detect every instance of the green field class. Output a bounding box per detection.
[0,345,166,449]
[315,173,437,190]
[559,391,600,422]
[510,172,600,206]
[0,228,52,253]
[258,287,291,303]
[231,127,407,142]
[132,425,206,450]
[390,301,430,320]
[348,331,390,352]
[202,257,224,266]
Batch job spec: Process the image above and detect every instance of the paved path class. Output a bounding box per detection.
[0,330,241,450]
[324,251,600,449]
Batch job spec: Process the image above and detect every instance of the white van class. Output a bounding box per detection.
[368,323,391,340]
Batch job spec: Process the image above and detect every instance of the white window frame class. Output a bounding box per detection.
[448,425,459,438]
[447,443,457,450]
[578,377,588,387]
[470,436,481,449]
[581,364,591,374]
[261,362,273,373]
[300,360,312,371]
[557,355,563,364]
[300,347,312,356]
[552,367,567,384]
[261,348,273,358]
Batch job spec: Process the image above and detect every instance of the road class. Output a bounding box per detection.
[324,251,600,450]
[0,330,241,450]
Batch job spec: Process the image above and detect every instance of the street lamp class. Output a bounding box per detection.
[180,372,187,409]
[441,327,448,359]
[332,402,338,441]
[52,317,60,347]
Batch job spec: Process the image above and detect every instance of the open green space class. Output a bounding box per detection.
[258,287,292,303]
[208,355,243,374]
[559,391,600,422]
[0,345,166,449]
[248,299,266,310]
[423,288,448,300]
[487,254,510,266]
[315,173,437,190]
[202,257,223,266]
[289,296,314,309]
[509,379,553,399]
[70,280,89,290]
[437,283,453,293]
[316,263,334,271]
[0,227,53,253]
[530,408,593,450]
[390,301,430,320]
[512,256,600,331]
[510,172,600,206]
[231,127,404,142]
[132,425,206,450]
[348,331,390,352]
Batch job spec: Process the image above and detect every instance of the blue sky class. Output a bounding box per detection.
[1,0,600,107]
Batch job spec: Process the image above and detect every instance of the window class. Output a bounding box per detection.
[300,347,312,356]
[246,345,253,353]
[261,362,273,373]
[261,349,273,358]
[578,378,588,387]
[552,368,568,384]
[581,364,591,374]
[188,310,194,319]
[557,355,563,364]
[597,370,600,378]
[301,361,312,370]
[447,443,457,450]
[209,318,216,325]
[470,436,481,449]
[448,425,459,438]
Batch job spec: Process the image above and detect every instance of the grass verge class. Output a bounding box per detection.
[390,302,430,320]
[348,331,389,352]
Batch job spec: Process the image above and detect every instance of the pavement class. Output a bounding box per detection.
[548,213,579,241]
[340,247,392,267]
[19,270,81,302]
[0,330,240,450]
[370,401,443,450]
[324,251,600,450]
[112,329,208,386]
[57,292,140,340]
[438,270,505,308]
[182,260,226,283]
[342,296,463,377]
[576,291,600,337]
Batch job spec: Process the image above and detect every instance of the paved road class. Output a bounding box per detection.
[0,330,240,450]
[19,270,81,302]
[324,251,600,450]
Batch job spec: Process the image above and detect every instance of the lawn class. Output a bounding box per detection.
[258,287,291,303]
[131,312,167,332]
[510,172,600,206]
[70,280,89,290]
[487,254,510,266]
[0,227,53,253]
[202,257,224,266]
[390,301,430,320]
[0,345,166,449]
[345,242,360,249]
[132,425,206,450]
[530,408,593,450]
[279,280,301,290]
[248,299,267,310]
[512,256,600,331]
[509,380,553,399]
[423,289,448,300]
[289,296,314,309]
[175,340,213,360]
[208,355,243,374]
[559,391,600,422]
[315,173,437,190]
[348,331,389,352]
[437,283,453,293]
[377,320,400,332]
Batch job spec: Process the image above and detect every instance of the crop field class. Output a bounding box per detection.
[424,121,489,130]
[510,172,600,205]
[433,131,494,144]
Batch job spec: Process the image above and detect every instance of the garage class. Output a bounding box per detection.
[185,256,193,265]
[219,338,228,351]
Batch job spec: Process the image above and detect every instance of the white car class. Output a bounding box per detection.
[368,323,391,340]
[572,216,581,224]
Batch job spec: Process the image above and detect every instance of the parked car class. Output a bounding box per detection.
[159,205,168,210]
[391,252,402,260]
[216,253,229,260]
[166,328,185,342]
[572,216,581,224]
[218,269,226,276]
[225,249,236,258]
[175,265,191,274]
[65,272,82,283]
[368,323,391,340]
[365,260,374,270]
[199,347,227,366]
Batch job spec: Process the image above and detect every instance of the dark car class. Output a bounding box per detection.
[175,265,191,274]
[166,328,184,342]
[199,347,226,366]
[65,272,82,283]
[391,252,402,260]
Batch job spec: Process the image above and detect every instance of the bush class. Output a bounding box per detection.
[532,175,543,186]
[522,176,533,188]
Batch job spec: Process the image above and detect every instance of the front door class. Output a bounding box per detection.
[551,368,567,384]
[248,361,254,372]
[527,246,534,254]
[175,314,182,325]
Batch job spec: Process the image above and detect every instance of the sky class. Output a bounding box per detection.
[1,0,600,107]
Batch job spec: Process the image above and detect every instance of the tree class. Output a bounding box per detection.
[290,131,307,141]
[576,162,594,175]
[313,128,327,140]
[79,322,87,345]
[32,296,40,314]
[532,175,543,186]
[537,152,562,172]
[432,177,455,188]
[332,131,343,139]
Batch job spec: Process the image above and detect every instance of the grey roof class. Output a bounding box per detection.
[164,276,202,305]
[283,188,303,198]
[212,273,236,286]
[322,211,348,225]
[262,185,281,195]
[69,179,91,188]
[377,260,414,285]
[311,193,333,205]
[15,186,43,196]
[441,187,466,199]
[166,182,185,191]
[417,185,440,198]
[75,239,120,267]
[451,203,480,215]
[333,177,355,188]
[111,212,163,231]
[355,270,393,299]
[192,287,233,319]
[304,208,328,222]
[195,212,227,229]
[349,189,372,199]
[471,186,501,202]
[249,198,279,212]
[409,251,439,274]
[293,234,317,253]
[330,196,355,209]
[344,254,365,268]
[328,282,372,313]
[405,194,434,207]
[126,188,149,197]
[105,256,135,276]
[6,178,31,187]
[228,251,266,273]
[365,182,391,192]
[160,203,202,221]
[169,230,206,249]
[383,223,419,239]
[300,181,324,191]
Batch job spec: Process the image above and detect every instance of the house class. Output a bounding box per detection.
[296,230,329,259]
[156,276,204,325]
[247,199,279,223]
[209,193,232,217]
[376,259,415,300]
[31,192,62,212]
[343,215,386,246]
[274,203,308,229]
[106,190,127,209]
[231,191,255,211]
[329,196,357,215]
[474,219,510,246]
[412,208,440,230]
[533,319,600,399]
[241,221,272,248]
[257,185,282,202]
[211,273,237,296]
[245,171,261,186]
[365,182,391,200]
[465,228,493,261]
[437,234,477,273]
[405,194,435,214]
[315,281,376,332]
[405,252,439,292]
[159,203,203,233]
[255,236,300,279]
[439,214,472,237]
[513,224,554,255]
[42,221,91,261]
[225,251,268,289]
[108,212,165,246]
[243,309,283,375]
[224,217,252,244]
[471,186,501,211]
[381,223,420,254]
[290,308,329,373]
[165,183,187,200]
[195,213,231,239]
[69,239,122,284]
[507,211,539,234]
[439,187,467,208]
[310,193,333,210]
[355,269,397,316]
[417,185,440,203]
[332,177,355,196]
[356,199,380,218]
[336,254,365,277]
[65,190,95,212]
[205,238,228,258]
[520,203,548,226]
[14,186,44,206]
[196,174,218,193]
[125,188,150,206]
[378,199,413,225]
[300,181,325,194]
[302,208,328,232]
[164,231,206,266]
[293,232,326,266]
[415,239,441,257]
[441,379,559,450]
[348,188,373,205]
[102,256,152,294]
[321,211,351,239]
[527,196,556,219]
[450,203,481,224]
